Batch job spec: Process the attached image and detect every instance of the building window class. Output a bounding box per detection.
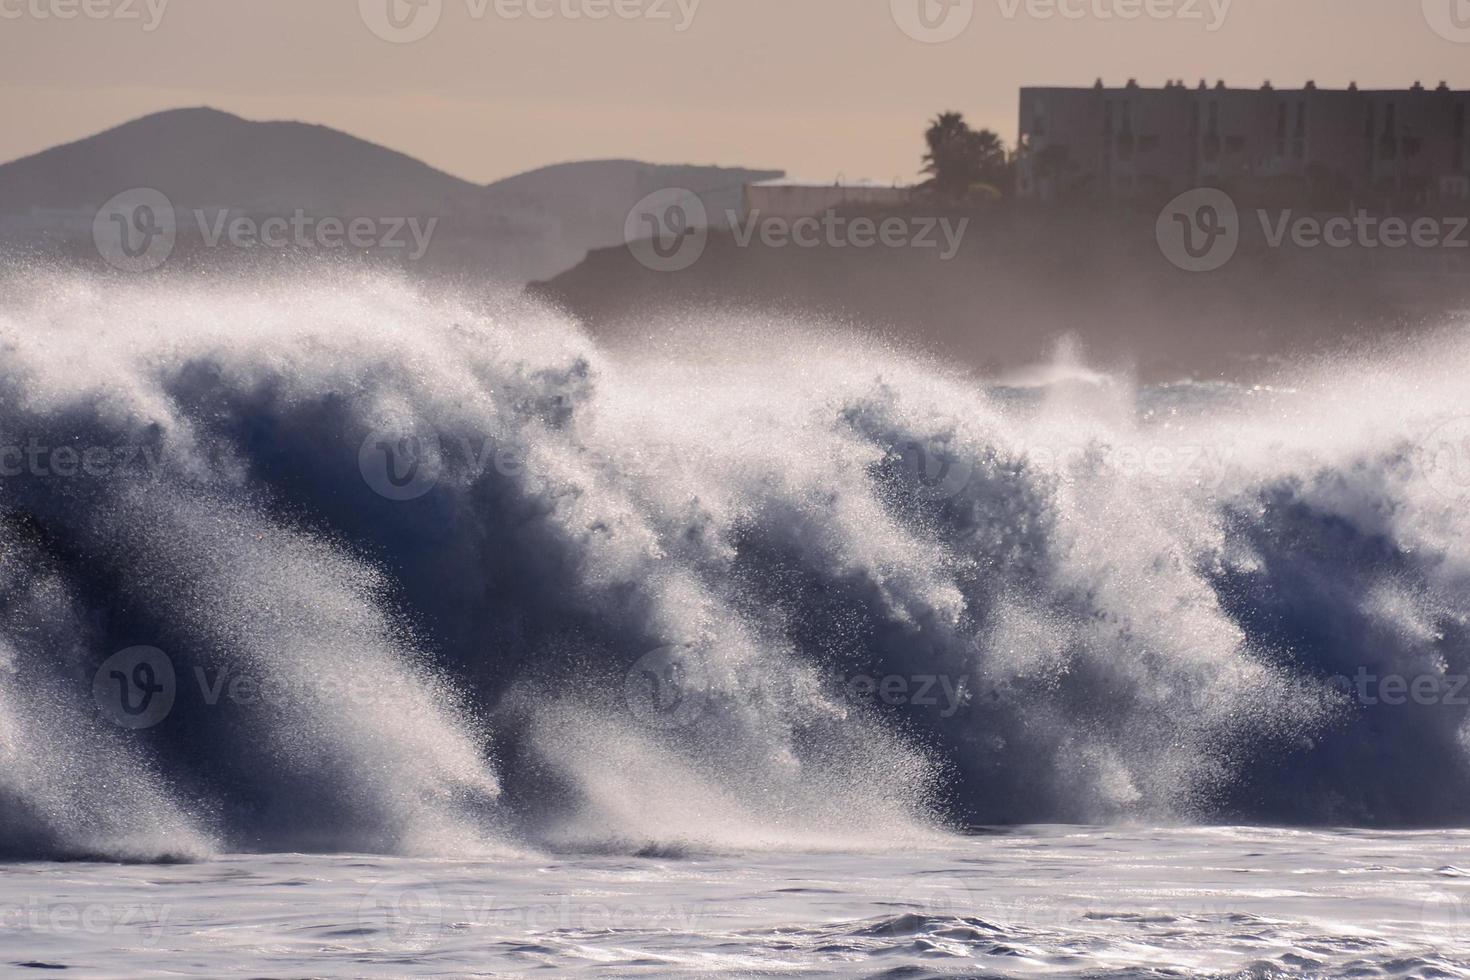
[1456,104,1466,173]
[1379,104,1398,159]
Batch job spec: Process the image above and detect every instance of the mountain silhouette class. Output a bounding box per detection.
[0,107,480,216]
[0,108,780,282]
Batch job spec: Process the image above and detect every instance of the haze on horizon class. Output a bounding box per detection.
[2,0,1469,184]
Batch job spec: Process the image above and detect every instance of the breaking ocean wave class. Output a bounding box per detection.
[2,267,1470,864]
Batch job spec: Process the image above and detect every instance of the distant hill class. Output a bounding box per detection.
[483,159,781,277]
[0,107,480,217]
[0,108,780,283]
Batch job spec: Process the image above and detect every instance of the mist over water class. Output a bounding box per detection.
[1,266,1469,863]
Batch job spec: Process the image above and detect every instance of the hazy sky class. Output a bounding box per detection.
[3,0,1469,184]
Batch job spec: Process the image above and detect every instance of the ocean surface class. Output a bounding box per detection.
[3,827,1468,977]
[2,268,1470,975]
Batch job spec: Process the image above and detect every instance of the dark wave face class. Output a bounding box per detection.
[2,267,1469,861]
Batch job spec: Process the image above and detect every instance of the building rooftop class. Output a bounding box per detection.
[749,177,912,189]
[1021,80,1459,94]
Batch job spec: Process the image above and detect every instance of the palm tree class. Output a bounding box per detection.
[921,112,1012,203]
